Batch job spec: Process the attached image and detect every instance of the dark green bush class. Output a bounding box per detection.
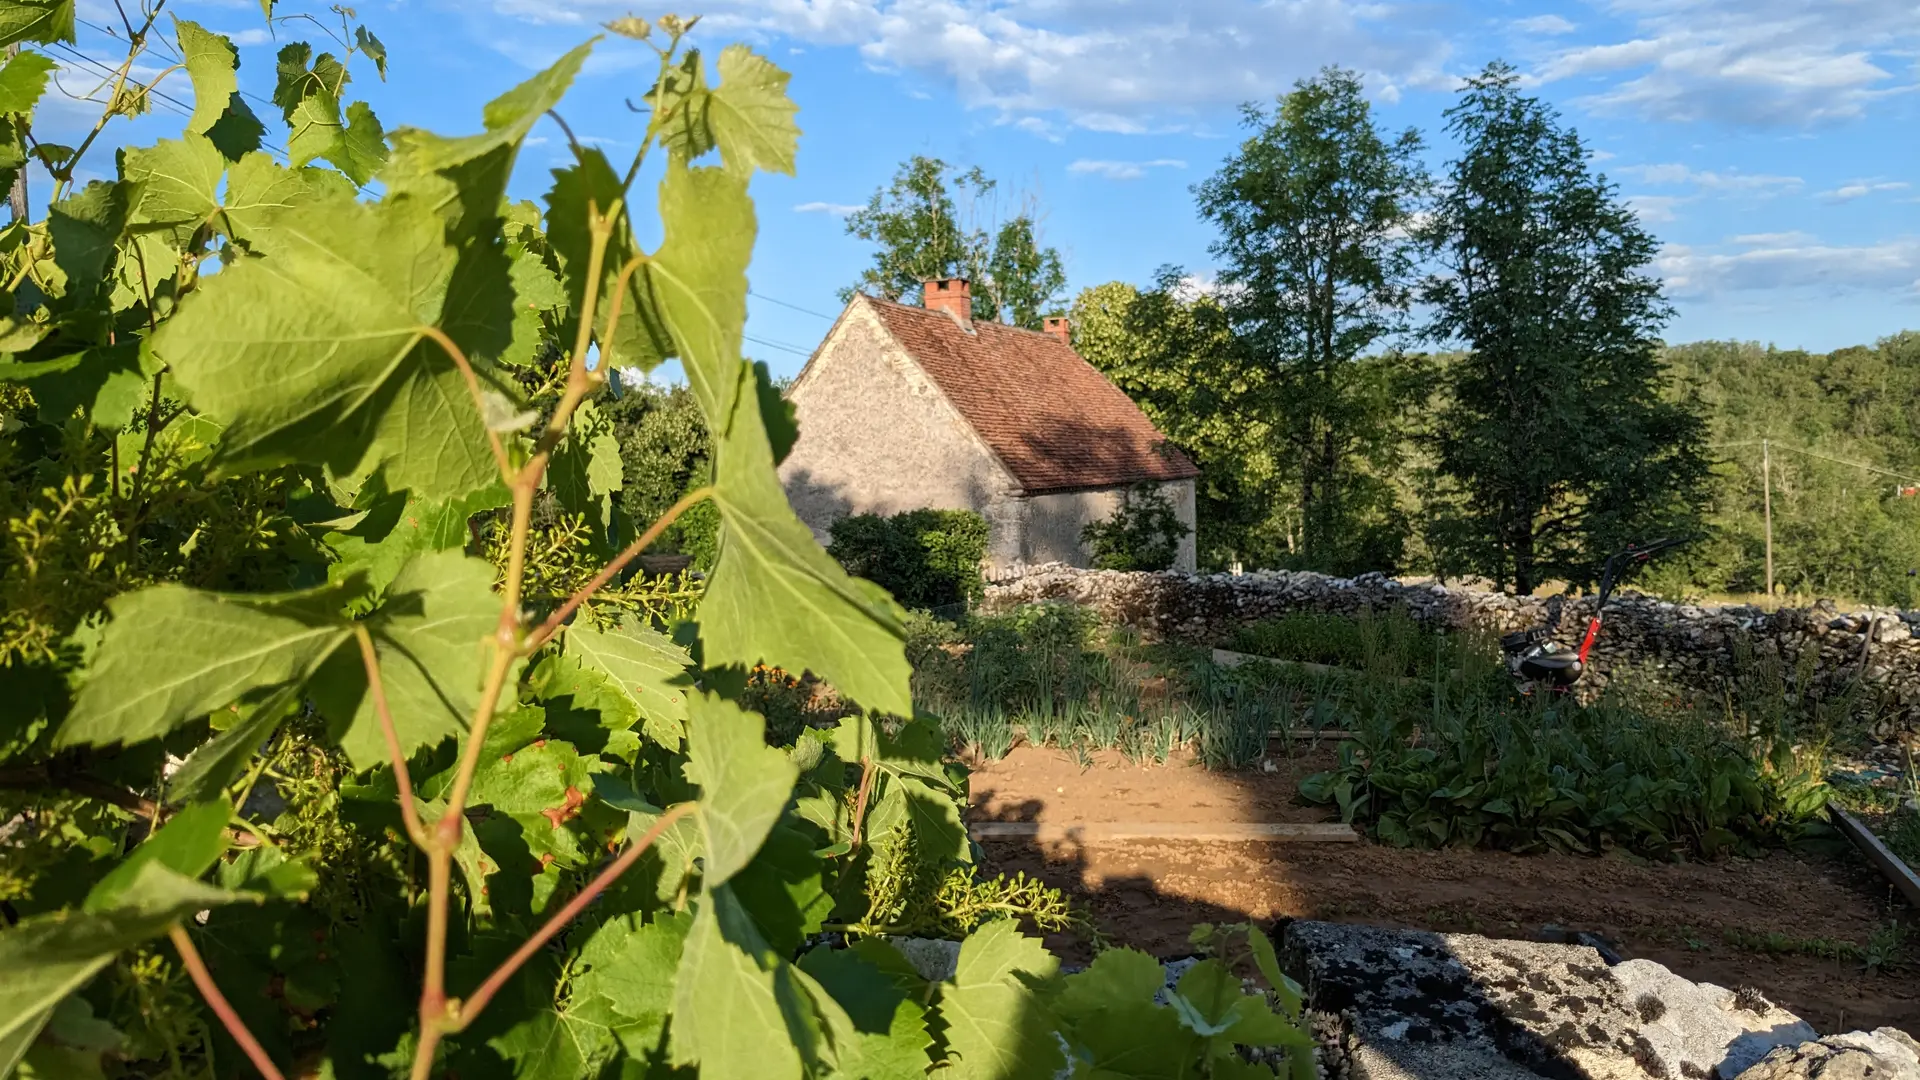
[1228,608,1482,681]
[828,508,989,610]
[1082,481,1188,571]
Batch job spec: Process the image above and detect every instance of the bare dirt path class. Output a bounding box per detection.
[966,745,1920,1035]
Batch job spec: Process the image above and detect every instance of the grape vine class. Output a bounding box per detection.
[0,5,1315,1078]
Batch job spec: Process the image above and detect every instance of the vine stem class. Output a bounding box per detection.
[355,626,428,847]
[521,484,714,654]
[55,0,167,202]
[411,211,619,1080]
[169,925,286,1080]
[452,802,696,1029]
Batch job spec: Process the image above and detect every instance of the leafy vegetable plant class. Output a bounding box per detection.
[0,6,1313,1078]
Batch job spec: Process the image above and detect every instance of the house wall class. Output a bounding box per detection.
[1016,478,1197,572]
[778,303,1028,567]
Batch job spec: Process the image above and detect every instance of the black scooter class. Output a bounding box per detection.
[1500,538,1691,695]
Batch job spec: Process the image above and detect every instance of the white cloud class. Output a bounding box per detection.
[1534,0,1920,127]
[794,201,863,216]
[1819,179,1909,203]
[218,28,272,47]
[1657,235,1920,298]
[1514,15,1577,36]
[1730,231,1816,245]
[1067,158,1186,180]
[1625,194,1687,223]
[1616,162,1802,193]
[502,0,1453,132]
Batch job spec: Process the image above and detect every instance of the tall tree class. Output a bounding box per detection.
[1193,67,1427,572]
[1073,274,1277,568]
[1421,62,1709,593]
[841,154,1065,328]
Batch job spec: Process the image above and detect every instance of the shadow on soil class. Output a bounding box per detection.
[964,746,1920,1045]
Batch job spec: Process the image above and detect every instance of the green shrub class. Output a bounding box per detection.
[828,507,989,610]
[1300,695,1831,860]
[1082,481,1188,571]
[1228,608,1484,681]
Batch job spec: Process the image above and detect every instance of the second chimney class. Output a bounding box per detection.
[923,277,972,325]
[1042,316,1071,347]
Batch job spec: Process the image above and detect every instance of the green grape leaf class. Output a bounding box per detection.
[121,133,225,236]
[321,477,508,601]
[649,162,751,427]
[866,774,969,865]
[0,47,53,114]
[936,920,1064,1080]
[333,551,505,771]
[563,615,692,749]
[1056,948,1166,1017]
[650,50,712,163]
[670,885,819,1080]
[384,39,591,194]
[204,95,266,161]
[502,244,563,367]
[156,192,503,499]
[57,579,356,749]
[530,656,642,762]
[1060,1000,1192,1080]
[217,845,319,900]
[829,712,953,791]
[571,910,688,1056]
[217,151,357,246]
[48,180,131,306]
[754,359,798,465]
[85,800,232,912]
[685,691,799,888]
[705,368,912,717]
[542,146,671,377]
[547,397,623,542]
[166,682,301,805]
[329,100,386,186]
[0,1,73,47]
[730,822,832,955]
[0,342,145,428]
[172,18,239,136]
[707,44,800,177]
[797,946,933,1078]
[285,85,343,169]
[355,25,387,80]
[0,863,258,1052]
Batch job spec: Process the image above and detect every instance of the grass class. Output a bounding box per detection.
[1226,608,1487,683]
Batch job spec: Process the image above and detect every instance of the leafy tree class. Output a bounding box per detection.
[1072,275,1283,568]
[1081,481,1189,571]
[842,154,1066,328]
[827,508,989,609]
[606,379,717,565]
[1193,67,1428,574]
[1419,62,1710,593]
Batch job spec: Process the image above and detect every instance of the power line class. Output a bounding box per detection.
[1716,439,1920,486]
[743,332,813,358]
[748,288,836,321]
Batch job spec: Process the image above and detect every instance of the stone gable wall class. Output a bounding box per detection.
[983,564,1920,744]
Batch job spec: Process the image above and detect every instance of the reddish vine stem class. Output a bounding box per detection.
[169,925,287,1080]
[521,484,714,654]
[452,802,696,1029]
[355,626,428,847]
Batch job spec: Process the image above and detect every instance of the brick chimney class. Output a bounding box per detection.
[1042,315,1071,347]
[923,277,972,324]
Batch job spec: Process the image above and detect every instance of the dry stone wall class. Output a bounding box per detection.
[983,564,1920,744]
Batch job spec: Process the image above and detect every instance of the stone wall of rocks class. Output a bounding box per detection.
[983,564,1920,744]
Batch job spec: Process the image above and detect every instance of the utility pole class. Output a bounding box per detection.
[1761,438,1774,603]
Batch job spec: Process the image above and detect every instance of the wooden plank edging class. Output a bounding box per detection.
[1829,804,1920,910]
[968,821,1361,843]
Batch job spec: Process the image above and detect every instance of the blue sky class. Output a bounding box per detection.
[40,0,1920,379]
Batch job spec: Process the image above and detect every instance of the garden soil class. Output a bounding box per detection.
[966,744,1920,1036]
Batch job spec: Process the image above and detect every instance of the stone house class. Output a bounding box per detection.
[779,278,1200,572]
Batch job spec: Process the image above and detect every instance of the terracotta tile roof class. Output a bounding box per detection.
[863,296,1199,494]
